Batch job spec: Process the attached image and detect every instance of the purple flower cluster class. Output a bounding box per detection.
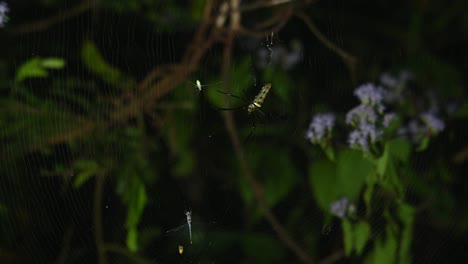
[305,113,335,144]
[346,104,378,126]
[383,113,397,128]
[346,83,388,151]
[305,70,447,152]
[420,112,445,133]
[398,112,445,143]
[348,123,383,151]
[380,70,413,103]
[0,2,8,27]
[380,70,413,89]
[354,83,386,107]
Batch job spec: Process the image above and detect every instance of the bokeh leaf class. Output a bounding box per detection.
[16,58,49,82]
[81,40,135,89]
[73,160,99,188]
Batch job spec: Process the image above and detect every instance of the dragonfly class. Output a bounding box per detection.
[165,210,216,245]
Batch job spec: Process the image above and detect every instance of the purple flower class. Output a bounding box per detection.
[348,130,369,151]
[380,73,399,89]
[348,123,383,151]
[420,112,445,134]
[330,197,349,219]
[305,113,335,144]
[346,104,378,125]
[399,113,445,143]
[0,2,8,27]
[354,83,386,106]
[383,113,397,127]
[380,70,413,89]
[379,70,413,103]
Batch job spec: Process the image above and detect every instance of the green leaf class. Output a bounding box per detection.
[310,149,373,211]
[376,141,405,196]
[16,57,48,82]
[41,57,65,69]
[126,227,139,252]
[387,138,411,163]
[72,160,99,188]
[263,68,293,107]
[354,221,371,255]
[125,176,147,252]
[364,231,398,264]
[309,159,337,210]
[342,219,353,256]
[323,146,335,161]
[206,58,252,108]
[376,143,390,178]
[336,149,374,200]
[341,219,371,256]
[81,40,135,89]
[15,57,66,82]
[397,203,414,264]
[365,211,398,264]
[241,233,285,263]
[239,146,298,219]
[416,136,430,152]
[191,0,206,21]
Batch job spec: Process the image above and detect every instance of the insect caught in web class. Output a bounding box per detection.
[187,80,205,93]
[166,210,194,244]
[215,83,272,142]
[178,245,184,254]
[187,79,222,93]
[165,209,217,245]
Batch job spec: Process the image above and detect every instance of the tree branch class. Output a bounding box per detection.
[11,0,95,34]
[296,11,357,83]
[220,2,314,263]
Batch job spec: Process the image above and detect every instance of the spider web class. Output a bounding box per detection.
[1,1,467,264]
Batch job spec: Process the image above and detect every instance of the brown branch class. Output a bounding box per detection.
[11,0,95,34]
[296,11,358,83]
[54,226,74,264]
[236,7,293,37]
[319,249,345,264]
[220,4,314,263]
[111,2,219,121]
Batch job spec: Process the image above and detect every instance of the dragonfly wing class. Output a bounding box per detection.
[165,224,187,234]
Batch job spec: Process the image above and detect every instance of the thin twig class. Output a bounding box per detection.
[236,7,293,37]
[296,11,357,83]
[94,173,107,264]
[11,0,95,34]
[54,226,74,264]
[220,4,314,262]
[319,249,345,264]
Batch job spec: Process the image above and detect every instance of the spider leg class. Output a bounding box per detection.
[244,115,256,144]
[216,90,248,103]
[209,104,246,111]
[256,107,265,116]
